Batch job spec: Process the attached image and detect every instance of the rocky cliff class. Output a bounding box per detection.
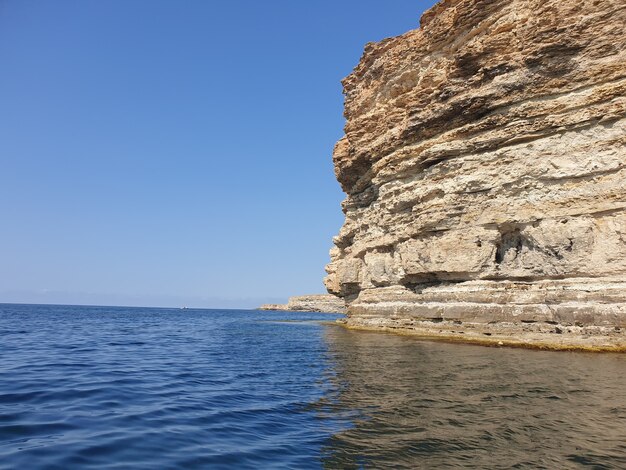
[259,294,346,314]
[325,0,626,350]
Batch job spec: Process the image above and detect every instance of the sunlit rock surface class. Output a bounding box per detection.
[259,295,346,314]
[325,0,626,350]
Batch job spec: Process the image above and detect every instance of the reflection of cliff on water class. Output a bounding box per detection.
[320,325,626,469]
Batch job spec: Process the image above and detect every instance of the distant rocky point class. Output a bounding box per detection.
[259,295,346,314]
[325,0,626,351]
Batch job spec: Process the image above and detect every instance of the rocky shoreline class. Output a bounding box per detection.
[337,317,626,353]
[259,294,346,314]
[324,0,626,350]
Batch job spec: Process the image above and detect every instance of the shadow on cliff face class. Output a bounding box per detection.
[318,325,626,469]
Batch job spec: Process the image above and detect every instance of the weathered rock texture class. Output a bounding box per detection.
[259,294,346,314]
[325,0,626,350]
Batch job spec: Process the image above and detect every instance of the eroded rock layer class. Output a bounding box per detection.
[325,0,626,350]
[259,295,346,314]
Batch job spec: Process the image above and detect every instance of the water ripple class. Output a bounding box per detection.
[0,304,346,469]
[1,304,625,468]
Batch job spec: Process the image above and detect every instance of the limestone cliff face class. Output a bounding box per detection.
[285,295,346,313]
[325,0,626,349]
[259,295,346,314]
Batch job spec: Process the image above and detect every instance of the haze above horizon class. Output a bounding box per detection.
[0,0,436,309]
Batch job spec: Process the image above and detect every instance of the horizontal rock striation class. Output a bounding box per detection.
[259,295,346,314]
[325,0,626,350]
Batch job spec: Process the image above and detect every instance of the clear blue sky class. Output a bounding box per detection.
[0,0,435,308]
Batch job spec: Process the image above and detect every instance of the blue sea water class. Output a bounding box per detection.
[1,303,625,469]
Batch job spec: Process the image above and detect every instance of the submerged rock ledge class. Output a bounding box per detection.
[325,0,626,350]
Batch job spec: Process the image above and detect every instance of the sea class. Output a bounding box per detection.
[0,303,625,469]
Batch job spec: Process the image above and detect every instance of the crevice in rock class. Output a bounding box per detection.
[495,227,524,265]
